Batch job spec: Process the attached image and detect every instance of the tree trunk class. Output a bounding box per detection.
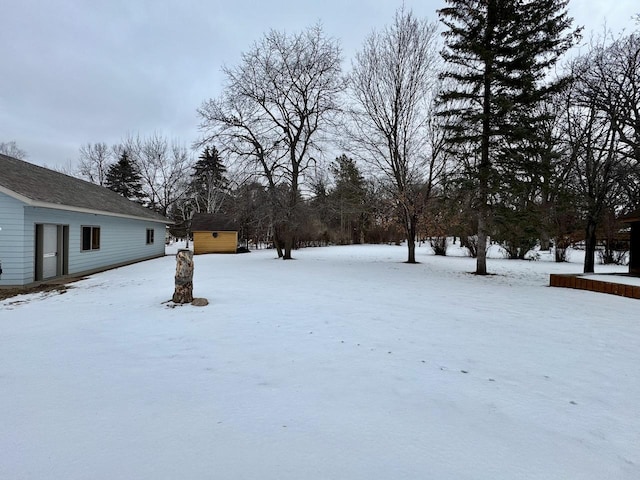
[407,237,416,263]
[273,226,284,258]
[405,213,417,264]
[583,219,598,273]
[476,106,490,274]
[275,220,295,260]
[476,210,488,275]
[540,230,550,251]
[476,5,494,276]
[172,249,194,303]
[282,227,294,260]
[283,242,293,260]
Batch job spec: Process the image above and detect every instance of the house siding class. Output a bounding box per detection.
[4,206,166,285]
[193,231,237,254]
[0,192,27,286]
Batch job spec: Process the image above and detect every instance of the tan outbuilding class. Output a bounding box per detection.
[191,213,238,254]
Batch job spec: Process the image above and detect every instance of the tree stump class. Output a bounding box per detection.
[172,249,194,303]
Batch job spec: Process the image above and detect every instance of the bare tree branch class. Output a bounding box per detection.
[346,7,440,263]
[198,24,345,259]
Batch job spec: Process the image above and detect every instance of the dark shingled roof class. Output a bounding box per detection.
[0,154,169,223]
[621,209,640,223]
[191,213,238,231]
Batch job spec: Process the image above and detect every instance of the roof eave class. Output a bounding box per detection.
[0,185,172,224]
[192,229,237,232]
[620,210,640,223]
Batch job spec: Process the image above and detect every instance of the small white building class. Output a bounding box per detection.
[0,154,171,286]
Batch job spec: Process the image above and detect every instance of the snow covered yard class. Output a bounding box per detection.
[1,244,639,480]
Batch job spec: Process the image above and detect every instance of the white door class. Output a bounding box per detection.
[42,224,58,279]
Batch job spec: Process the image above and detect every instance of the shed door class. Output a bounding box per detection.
[42,224,59,279]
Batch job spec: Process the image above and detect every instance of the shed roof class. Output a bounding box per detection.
[620,209,640,223]
[0,154,169,223]
[191,213,238,231]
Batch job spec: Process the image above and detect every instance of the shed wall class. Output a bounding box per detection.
[0,206,166,286]
[193,231,237,254]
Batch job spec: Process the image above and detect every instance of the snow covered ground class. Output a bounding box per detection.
[1,243,639,480]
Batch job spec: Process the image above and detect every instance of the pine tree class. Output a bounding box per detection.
[193,146,227,184]
[190,146,229,213]
[104,150,144,202]
[329,155,369,244]
[438,0,580,274]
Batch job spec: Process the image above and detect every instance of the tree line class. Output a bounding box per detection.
[15,0,636,274]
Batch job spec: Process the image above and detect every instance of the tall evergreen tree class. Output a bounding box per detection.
[330,155,369,243]
[190,146,229,213]
[104,150,144,202]
[438,0,580,274]
[194,146,227,185]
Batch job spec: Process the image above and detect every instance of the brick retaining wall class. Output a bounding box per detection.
[550,274,640,299]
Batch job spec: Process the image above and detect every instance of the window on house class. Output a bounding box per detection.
[81,226,100,251]
[146,228,154,245]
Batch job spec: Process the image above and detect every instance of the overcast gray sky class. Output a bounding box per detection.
[1,0,637,169]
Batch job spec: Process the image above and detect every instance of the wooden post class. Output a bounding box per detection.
[172,249,194,303]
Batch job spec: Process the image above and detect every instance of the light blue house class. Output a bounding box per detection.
[0,154,171,286]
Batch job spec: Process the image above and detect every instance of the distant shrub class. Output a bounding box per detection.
[598,249,628,265]
[501,238,538,260]
[430,237,448,256]
[461,235,478,258]
[555,247,569,262]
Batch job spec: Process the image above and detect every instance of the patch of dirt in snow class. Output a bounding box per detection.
[0,278,84,301]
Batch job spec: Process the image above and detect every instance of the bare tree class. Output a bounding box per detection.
[347,8,440,263]
[550,32,640,273]
[421,84,461,254]
[229,181,274,249]
[50,159,79,177]
[581,33,640,163]
[198,91,287,255]
[578,32,640,209]
[198,24,345,259]
[78,142,112,186]
[123,133,192,217]
[0,141,27,159]
[562,67,628,273]
[531,95,580,260]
